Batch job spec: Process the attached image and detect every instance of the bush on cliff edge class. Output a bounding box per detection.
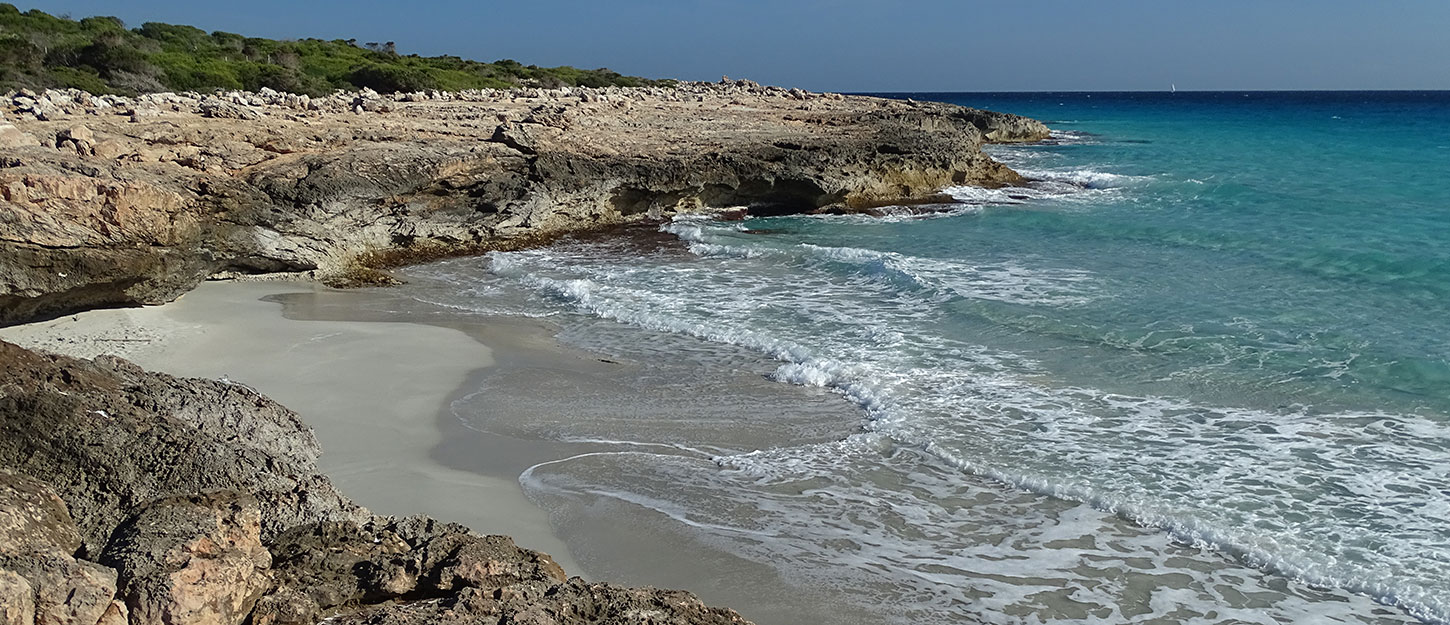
[0,3,670,95]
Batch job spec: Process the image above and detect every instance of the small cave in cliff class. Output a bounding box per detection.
[707,178,844,217]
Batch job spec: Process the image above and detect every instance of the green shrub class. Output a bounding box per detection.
[48,66,110,92]
[77,32,150,77]
[349,62,436,93]
[135,22,208,48]
[0,35,43,69]
[0,7,670,95]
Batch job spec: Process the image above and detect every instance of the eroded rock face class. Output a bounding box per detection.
[0,472,118,625]
[99,493,272,625]
[326,579,752,625]
[0,471,83,554]
[0,570,37,625]
[0,83,1047,325]
[8,556,118,625]
[0,341,366,556]
[258,517,567,619]
[0,341,754,625]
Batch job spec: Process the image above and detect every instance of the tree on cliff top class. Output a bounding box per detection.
[0,3,670,95]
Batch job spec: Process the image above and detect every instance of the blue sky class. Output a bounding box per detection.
[15,1,1450,91]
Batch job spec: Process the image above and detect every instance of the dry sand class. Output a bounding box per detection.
[2,278,879,625]
[0,280,583,575]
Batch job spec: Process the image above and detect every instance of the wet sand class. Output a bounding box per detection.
[0,278,877,625]
[0,280,583,575]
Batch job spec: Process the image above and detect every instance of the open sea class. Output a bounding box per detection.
[400,91,1450,624]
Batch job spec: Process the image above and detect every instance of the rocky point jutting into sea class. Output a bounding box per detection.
[0,81,1045,325]
[0,81,1047,625]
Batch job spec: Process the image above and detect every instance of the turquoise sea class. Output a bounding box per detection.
[403,92,1450,624]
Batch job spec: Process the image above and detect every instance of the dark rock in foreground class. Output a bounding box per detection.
[0,340,752,625]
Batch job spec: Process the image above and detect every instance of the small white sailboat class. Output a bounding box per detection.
[1171,83,1177,93]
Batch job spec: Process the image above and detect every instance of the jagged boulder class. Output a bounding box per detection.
[0,341,367,556]
[0,123,40,148]
[326,579,751,625]
[198,98,263,121]
[0,471,82,554]
[0,472,121,625]
[258,516,566,618]
[99,493,272,625]
[0,570,36,625]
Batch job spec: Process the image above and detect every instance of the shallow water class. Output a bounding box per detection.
[399,91,1450,624]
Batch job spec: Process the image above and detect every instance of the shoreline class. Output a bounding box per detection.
[0,82,1046,326]
[0,276,884,625]
[0,280,586,576]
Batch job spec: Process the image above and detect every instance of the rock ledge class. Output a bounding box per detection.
[0,81,1047,325]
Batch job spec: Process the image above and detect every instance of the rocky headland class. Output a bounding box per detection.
[0,81,1049,624]
[0,80,1046,326]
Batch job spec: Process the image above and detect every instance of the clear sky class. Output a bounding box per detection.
[14,1,1450,92]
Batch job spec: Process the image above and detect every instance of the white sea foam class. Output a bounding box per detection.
[1017,166,1148,189]
[798,242,1097,307]
[523,439,1418,625]
[937,166,1143,208]
[1046,129,1098,145]
[404,216,1446,624]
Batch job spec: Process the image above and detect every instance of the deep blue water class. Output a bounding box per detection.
[408,91,1450,624]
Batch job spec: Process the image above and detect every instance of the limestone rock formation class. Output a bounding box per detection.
[99,493,272,625]
[0,83,1047,325]
[325,579,752,625]
[0,472,120,625]
[0,81,1052,623]
[0,340,753,625]
[0,341,366,556]
[0,570,36,625]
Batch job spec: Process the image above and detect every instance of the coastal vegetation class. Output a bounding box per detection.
[0,3,670,95]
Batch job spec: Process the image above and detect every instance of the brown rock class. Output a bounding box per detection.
[99,493,272,625]
[0,570,36,625]
[327,579,752,625]
[0,470,83,555]
[89,140,128,161]
[0,472,119,625]
[57,125,94,146]
[1,554,117,625]
[265,516,565,612]
[0,124,40,148]
[246,587,316,625]
[93,602,125,625]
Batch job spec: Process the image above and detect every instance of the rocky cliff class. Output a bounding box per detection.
[0,81,1047,326]
[0,82,1051,623]
[0,339,749,625]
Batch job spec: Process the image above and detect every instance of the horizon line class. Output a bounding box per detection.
[846,88,1450,94]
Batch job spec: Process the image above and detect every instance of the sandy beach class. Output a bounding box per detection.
[1,277,878,625]
[0,279,586,575]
